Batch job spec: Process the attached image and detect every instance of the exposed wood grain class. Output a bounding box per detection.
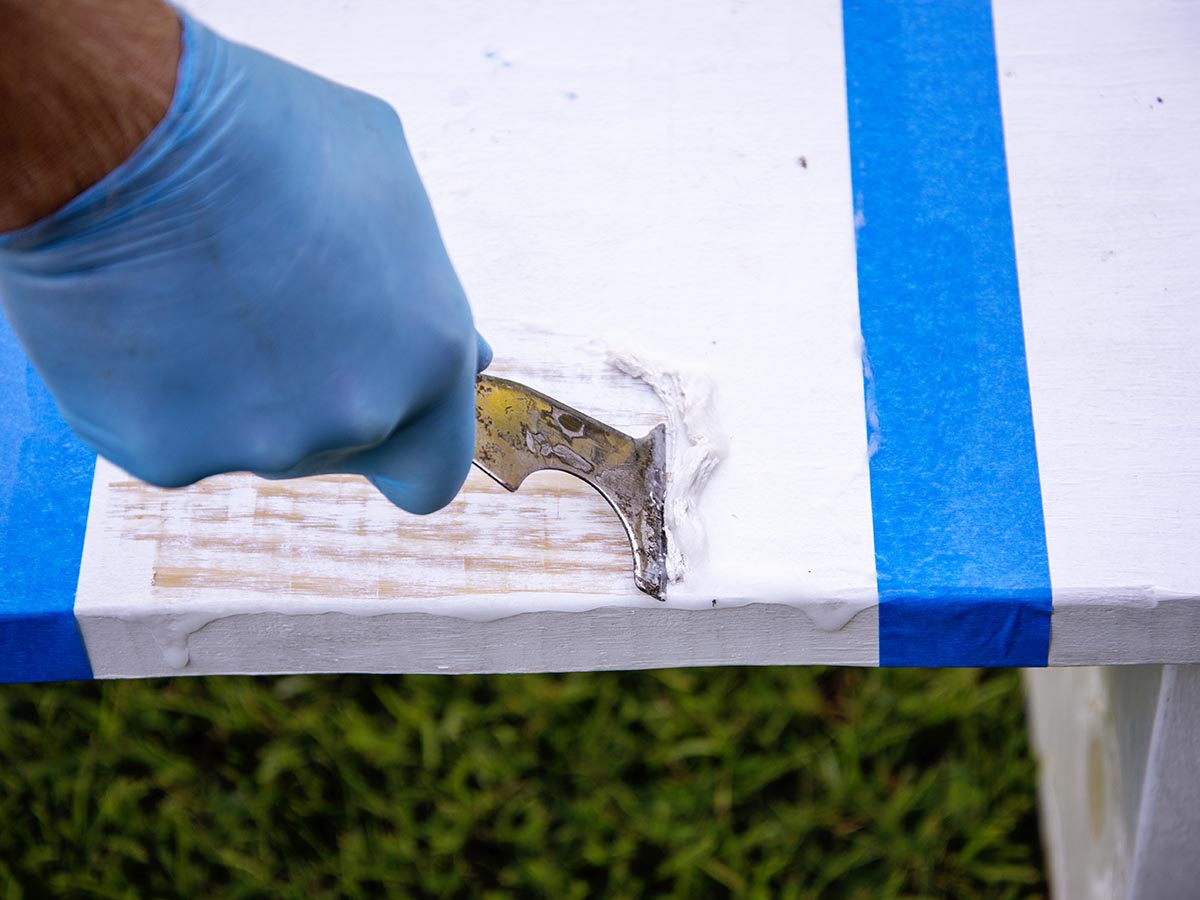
[110,470,634,601]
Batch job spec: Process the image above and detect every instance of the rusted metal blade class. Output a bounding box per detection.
[473,374,667,599]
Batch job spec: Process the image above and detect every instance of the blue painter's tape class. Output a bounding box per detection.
[842,0,1052,666]
[0,316,95,683]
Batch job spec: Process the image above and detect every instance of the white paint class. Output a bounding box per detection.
[134,611,215,669]
[1025,667,1132,900]
[73,0,880,677]
[994,0,1200,661]
[604,348,727,583]
[80,603,879,678]
[1026,665,1200,900]
[1040,588,1200,666]
[1125,666,1200,899]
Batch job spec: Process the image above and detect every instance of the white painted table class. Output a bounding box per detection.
[2,3,1198,895]
[3,0,1196,678]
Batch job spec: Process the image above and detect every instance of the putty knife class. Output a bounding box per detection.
[473,375,668,599]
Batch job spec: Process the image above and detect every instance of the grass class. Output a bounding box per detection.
[0,667,1044,899]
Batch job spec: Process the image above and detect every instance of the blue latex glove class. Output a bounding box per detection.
[0,12,490,514]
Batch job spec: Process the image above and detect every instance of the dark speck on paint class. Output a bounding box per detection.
[797,155,808,169]
[1157,96,1164,103]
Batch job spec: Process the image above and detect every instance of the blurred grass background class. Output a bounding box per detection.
[0,667,1043,899]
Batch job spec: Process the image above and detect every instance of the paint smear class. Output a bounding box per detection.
[604,349,727,583]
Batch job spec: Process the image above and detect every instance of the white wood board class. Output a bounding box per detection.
[1026,665,1200,899]
[5,0,1194,676]
[77,0,882,677]
[995,0,1200,664]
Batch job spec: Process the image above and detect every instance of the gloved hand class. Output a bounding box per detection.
[0,11,489,514]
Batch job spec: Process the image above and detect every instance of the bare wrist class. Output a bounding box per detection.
[0,0,180,232]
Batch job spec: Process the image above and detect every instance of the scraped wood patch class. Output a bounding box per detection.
[99,466,637,604]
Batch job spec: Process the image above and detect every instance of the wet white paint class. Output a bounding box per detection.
[604,348,727,583]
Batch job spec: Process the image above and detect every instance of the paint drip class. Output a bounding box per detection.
[120,610,220,669]
[604,349,727,583]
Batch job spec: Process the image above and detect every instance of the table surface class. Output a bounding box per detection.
[2,0,1198,682]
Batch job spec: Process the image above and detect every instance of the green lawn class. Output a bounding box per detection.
[0,667,1044,899]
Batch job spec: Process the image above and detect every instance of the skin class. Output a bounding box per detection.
[0,0,180,232]
[0,2,485,513]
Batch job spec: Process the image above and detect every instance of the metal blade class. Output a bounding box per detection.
[473,374,667,599]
